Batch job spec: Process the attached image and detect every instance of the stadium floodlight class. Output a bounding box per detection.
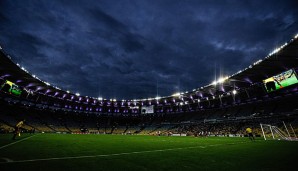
[253,59,262,65]
[272,47,281,54]
[75,93,80,96]
[155,96,161,100]
[232,90,237,95]
[172,92,180,97]
[295,33,298,39]
[213,77,228,85]
[217,77,228,83]
[66,90,70,93]
[98,97,103,100]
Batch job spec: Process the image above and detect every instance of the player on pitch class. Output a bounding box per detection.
[246,127,255,141]
[12,119,25,140]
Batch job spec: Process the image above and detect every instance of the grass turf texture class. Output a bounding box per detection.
[0,134,297,171]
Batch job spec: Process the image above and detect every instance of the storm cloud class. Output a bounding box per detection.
[0,0,297,99]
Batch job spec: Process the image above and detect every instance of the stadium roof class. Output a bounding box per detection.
[0,35,298,103]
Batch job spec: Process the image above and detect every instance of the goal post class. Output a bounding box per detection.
[260,123,295,141]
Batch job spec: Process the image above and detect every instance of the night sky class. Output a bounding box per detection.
[0,0,297,100]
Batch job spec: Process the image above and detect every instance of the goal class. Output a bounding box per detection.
[260,122,297,141]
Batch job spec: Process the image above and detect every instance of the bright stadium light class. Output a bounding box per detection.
[253,59,262,65]
[218,77,228,83]
[172,92,180,97]
[213,77,228,85]
[232,90,237,95]
[98,97,103,100]
[75,93,80,96]
[155,96,161,100]
[295,33,298,39]
[217,78,224,83]
[66,90,70,93]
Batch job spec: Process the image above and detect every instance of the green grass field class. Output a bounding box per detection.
[0,134,297,171]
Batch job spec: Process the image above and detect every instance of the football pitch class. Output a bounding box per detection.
[0,134,297,171]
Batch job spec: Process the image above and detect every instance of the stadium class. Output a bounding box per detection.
[0,34,298,170]
[1,1,298,171]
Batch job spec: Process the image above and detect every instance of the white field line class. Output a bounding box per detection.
[0,141,247,164]
[0,158,13,162]
[0,134,37,150]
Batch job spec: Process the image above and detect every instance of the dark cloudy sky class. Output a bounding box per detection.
[0,0,297,99]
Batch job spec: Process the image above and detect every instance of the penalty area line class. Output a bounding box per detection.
[0,134,38,150]
[0,141,248,164]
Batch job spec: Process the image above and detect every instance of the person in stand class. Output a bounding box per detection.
[12,119,25,140]
[246,127,255,141]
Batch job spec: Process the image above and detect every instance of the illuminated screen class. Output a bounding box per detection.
[0,80,22,96]
[141,105,154,114]
[263,69,298,92]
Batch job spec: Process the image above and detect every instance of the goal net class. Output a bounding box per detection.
[260,123,297,141]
